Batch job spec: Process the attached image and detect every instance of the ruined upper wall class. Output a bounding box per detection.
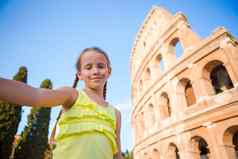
[130,6,200,81]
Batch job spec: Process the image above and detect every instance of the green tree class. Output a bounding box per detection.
[0,66,27,159]
[12,79,53,159]
[122,150,133,159]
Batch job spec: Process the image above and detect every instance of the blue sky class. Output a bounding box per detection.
[0,0,238,151]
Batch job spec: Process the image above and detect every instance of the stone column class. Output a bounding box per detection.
[177,21,200,53]
[179,150,200,159]
[191,67,215,102]
[161,45,176,70]
[217,145,237,159]
[223,62,238,88]
[167,146,177,159]
[220,37,238,86]
[179,138,200,159]
[205,125,232,159]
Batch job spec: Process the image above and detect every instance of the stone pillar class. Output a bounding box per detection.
[177,21,200,52]
[223,62,238,88]
[176,86,187,110]
[161,46,176,70]
[159,95,170,120]
[179,138,201,159]
[169,78,186,119]
[220,37,238,86]
[222,144,237,159]
[191,69,215,102]
[206,125,232,159]
[179,150,200,159]
[167,146,177,159]
[151,62,162,80]
[153,94,161,130]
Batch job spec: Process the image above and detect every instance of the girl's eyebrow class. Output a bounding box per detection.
[83,62,106,65]
[83,62,106,67]
[83,63,92,67]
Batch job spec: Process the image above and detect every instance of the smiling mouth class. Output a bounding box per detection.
[90,77,103,80]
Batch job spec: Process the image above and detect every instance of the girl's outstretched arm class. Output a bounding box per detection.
[0,77,76,108]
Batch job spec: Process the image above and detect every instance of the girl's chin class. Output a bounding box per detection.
[88,83,104,89]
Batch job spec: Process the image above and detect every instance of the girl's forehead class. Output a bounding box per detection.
[81,51,108,64]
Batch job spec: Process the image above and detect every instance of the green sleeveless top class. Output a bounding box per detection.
[55,90,118,155]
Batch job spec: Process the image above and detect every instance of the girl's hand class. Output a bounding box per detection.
[0,77,77,108]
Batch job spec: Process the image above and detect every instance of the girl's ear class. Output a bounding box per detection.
[77,72,83,80]
[108,67,112,76]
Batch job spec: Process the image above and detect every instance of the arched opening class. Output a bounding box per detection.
[143,68,151,90]
[203,60,234,95]
[145,68,151,80]
[223,126,238,159]
[169,38,183,59]
[139,80,143,91]
[199,139,210,159]
[191,136,210,159]
[177,78,196,107]
[167,143,180,159]
[138,111,145,139]
[148,104,155,125]
[210,64,234,94]
[159,92,171,119]
[155,54,165,72]
[185,81,196,106]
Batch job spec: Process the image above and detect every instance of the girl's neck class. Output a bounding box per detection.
[84,87,104,99]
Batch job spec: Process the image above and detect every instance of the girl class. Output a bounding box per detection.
[0,47,123,159]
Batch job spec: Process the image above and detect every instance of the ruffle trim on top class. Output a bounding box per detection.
[59,102,116,129]
[56,90,118,154]
[56,122,118,154]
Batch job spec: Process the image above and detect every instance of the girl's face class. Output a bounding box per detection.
[77,50,111,90]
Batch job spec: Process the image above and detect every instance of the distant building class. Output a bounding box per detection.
[130,6,238,159]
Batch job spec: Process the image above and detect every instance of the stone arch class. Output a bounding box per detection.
[167,143,180,159]
[145,67,152,80]
[203,60,234,95]
[138,79,143,93]
[190,136,211,159]
[155,54,165,73]
[159,92,171,120]
[144,103,156,134]
[142,67,152,90]
[177,78,196,107]
[148,103,156,126]
[169,37,183,59]
[138,111,145,139]
[223,125,238,159]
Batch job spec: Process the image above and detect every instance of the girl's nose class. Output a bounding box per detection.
[92,67,100,74]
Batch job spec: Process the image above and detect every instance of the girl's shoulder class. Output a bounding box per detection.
[59,87,79,110]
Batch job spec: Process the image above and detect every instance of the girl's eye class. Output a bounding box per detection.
[84,64,92,70]
[98,63,105,69]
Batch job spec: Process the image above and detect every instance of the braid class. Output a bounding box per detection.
[72,74,79,88]
[103,81,107,100]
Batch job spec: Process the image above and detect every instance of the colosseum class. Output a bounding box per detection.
[130,6,238,159]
